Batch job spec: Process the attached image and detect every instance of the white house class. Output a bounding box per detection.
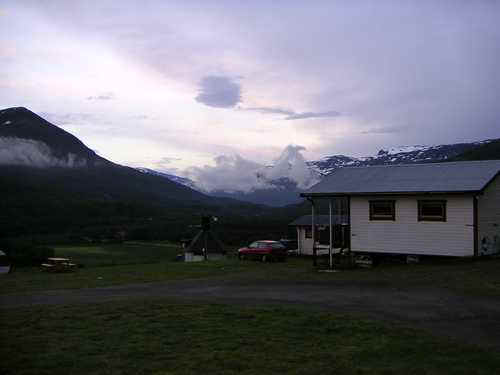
[300,160,500,258]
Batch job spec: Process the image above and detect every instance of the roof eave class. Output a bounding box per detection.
[479,171,500,194]
[300,190,481,198]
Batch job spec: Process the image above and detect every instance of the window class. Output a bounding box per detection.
[270,243,285,249]
[418,200,446,222]
[369,200,395,221]
[305,227,312,239]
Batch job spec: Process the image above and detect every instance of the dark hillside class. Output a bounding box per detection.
[451,139,500,161]
[0,107,307,243]
[0,107,106,165]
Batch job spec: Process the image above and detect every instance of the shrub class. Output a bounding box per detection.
[1,240,55,266]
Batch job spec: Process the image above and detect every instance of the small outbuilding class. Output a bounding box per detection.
[300,160,500,259]
[289,215,349,255]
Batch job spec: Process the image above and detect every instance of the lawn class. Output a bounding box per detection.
[52,241,182,267]
[2,299,500,375]
[2,241,500,296]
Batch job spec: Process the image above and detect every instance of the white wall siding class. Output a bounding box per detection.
[478,175,500,255]
[350,195,474,256]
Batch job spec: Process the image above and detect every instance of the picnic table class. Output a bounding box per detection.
[41,257,77,272]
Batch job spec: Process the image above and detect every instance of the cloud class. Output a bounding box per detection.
[285,110,341,120]
[185,154,266,193]
[195,76,241,108]
[87,92,115,101]
[242,106,341,120]
[264,145,319,189]
[243,107,294,116]
[4,1,500,160]
[154,156,182,169]
[39,112,94,126]
[360,125,408,134]
[0,137,87,167]
[184,144,318,193]
[130,114,149,120]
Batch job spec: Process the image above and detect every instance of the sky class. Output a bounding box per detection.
[1,0,499,183]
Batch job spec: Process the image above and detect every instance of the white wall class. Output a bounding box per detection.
[350,195,474,256]
[478,174,500,255]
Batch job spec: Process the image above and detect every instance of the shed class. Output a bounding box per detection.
[301,160,500,261]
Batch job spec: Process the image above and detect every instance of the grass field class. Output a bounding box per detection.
[2,242,500,296]
[2,242,500,374]
[2,299,500,375]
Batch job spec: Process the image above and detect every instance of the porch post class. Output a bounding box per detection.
[296,227,301,255]
[329,198,333,270]
[311,199,316,267]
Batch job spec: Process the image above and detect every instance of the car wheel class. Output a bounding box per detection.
[261,254,267,262]
[239,254,245,261]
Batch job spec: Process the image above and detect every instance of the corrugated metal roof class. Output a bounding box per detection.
[303,160,500,196]
[289,215,349,226]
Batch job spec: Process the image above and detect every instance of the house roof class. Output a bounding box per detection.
[289,215,349,226]
[302,160,500,197]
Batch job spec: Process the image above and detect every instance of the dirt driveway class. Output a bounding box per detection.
[2,278,500,349]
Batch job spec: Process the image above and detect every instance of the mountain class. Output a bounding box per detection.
[210,177,305,207]
[180,145,319,207]
[135,167,198,191]
[0,107,210,203]
[0,107,308,243]
[307,140,498,176]
[0,107,109,167]
[146,139,499,207]
[451,139,500,161]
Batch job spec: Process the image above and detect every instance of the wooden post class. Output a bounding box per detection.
[203,231,208,261]
[329,199,333,270]
[311,199,316,267]
[296,227,301,255]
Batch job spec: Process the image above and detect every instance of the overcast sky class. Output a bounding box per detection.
[1,0,499,175]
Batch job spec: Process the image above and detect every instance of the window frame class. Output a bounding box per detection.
[418,200,447,222]
[369,200,396,221]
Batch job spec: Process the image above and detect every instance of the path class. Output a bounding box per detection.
[2,279,500,349]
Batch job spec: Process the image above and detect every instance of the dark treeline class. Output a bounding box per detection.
[0,193,308,248]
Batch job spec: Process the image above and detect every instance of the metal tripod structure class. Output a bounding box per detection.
[185,216,225,260]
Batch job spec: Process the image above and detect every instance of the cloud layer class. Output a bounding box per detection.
[0,137,87,168]
[243,107,341,120]
[87,92,115,101]
[184,144,318,193]
[2,1,499,169]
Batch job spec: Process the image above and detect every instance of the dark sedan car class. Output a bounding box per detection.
[237,240,287,262]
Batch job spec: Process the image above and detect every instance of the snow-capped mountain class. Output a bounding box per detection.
[136,138,499,207]
[308,140,497,176]
[260,145,320,189]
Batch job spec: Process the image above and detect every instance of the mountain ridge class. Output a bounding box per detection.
[143,138,499,206]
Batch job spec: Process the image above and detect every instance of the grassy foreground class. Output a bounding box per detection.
[2,299,500,375]
[2,242,500,296]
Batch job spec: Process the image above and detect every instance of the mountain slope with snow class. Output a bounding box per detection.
[308,140,498,176]
[150,139,499,206]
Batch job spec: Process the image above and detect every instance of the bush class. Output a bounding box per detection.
[1,239,55,266]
